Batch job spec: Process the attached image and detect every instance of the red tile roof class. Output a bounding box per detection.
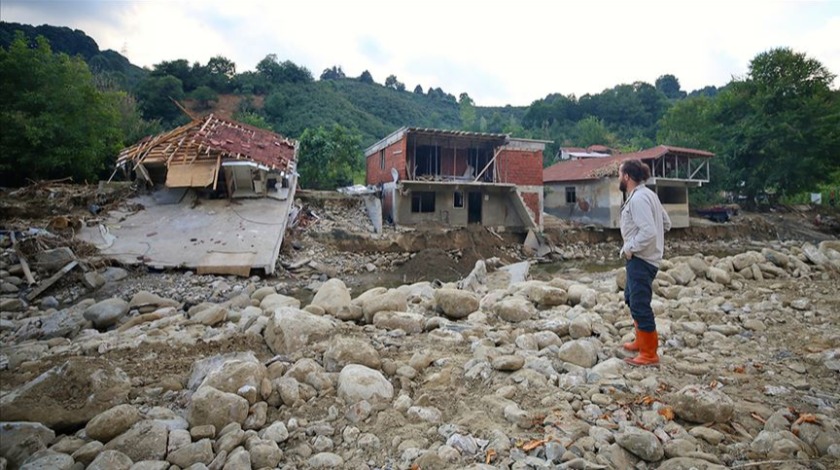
[544,145,713,183]
[118,114,297,172]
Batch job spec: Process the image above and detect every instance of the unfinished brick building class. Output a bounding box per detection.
[365,127,547,231]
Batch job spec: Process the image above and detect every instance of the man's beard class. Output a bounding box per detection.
[619,179,627,192]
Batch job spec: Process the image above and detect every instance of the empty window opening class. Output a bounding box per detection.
[379,149,385,170]
[565,187,577,204]
[657,186,687,204]
[454,191,464,208]
[411,191,436,213]
[415,145,441,177]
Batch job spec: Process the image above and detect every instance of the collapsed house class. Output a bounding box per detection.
[116,113,297,198]
[364,127,549,231]
[543,145,714,228]
[77,114,299,276]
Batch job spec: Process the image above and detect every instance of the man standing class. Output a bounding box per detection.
[619,159,671,366]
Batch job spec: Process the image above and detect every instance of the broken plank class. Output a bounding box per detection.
[26,260,78,301]
[10,232,36,286]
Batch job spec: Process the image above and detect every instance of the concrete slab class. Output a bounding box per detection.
[77,189,294,275]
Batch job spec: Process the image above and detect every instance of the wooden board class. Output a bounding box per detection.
[166,160,218,188]
[196,251,257,277]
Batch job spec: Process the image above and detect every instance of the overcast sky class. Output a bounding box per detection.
[3,0,838,106]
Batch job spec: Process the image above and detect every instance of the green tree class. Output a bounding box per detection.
[134,74,186,124]
[358,70,374,84]
[297,124,363,189]
[413,84,424,94]
[256,54,313,86]
[655,74,686,100]
[320,65,345,80]
[458,92,477,131]
[572,116,613,147]
[385,74,405,91]
[205,55,235,92]
[715,48,840,202]
[191,85,218,111]
[234,111,273,131]
[0,34,123,184]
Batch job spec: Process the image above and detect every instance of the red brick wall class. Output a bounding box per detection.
[496,149,543,186]
[520,191,541,225]
[366,138,407,185]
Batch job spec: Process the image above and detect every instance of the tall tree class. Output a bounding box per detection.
[572,116,614,147]
[358,70,374,84]
[655,74,686,99]
[320,65,345,80]
[384,74,405,91]
[0,34,123,184]
[458,92,477,131]
[134,74,186,124]
[256,54,313,85]
[297,124,363,189]
[715,48,840,202]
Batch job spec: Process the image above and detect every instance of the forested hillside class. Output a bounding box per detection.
[1,21,838,202]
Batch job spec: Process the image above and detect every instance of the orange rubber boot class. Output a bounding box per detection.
[624,330,659,367]
[623,322,640,352]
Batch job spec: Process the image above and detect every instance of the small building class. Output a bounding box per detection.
[543,145,714,228]
[116,113,298,199]
[365,127,548,231]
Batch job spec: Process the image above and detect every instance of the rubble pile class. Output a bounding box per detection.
[2,237,839,469]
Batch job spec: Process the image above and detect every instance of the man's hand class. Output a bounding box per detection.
[624,251,632,260]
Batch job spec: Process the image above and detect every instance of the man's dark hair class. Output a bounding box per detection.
[620,159,651,182]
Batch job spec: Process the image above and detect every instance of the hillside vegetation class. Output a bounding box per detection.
[1,21,838,202]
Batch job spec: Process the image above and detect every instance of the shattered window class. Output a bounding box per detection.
[411,191,435,213]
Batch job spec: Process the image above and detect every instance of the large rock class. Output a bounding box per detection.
[83,298,130,329]
[85,404,141,443]
[189,353,267,396]
[187,386,249,430]
[103,420,168,462]
[324,336,381,372]
[259,293,301,312]
[434,288,480,319]
[668,264,696,285]
[264,307,336,357]
[129,291,178,312]
[372,311,424,334]
[18,449,74,469]
[0,422,56,469]
[656,457,727,470]
[0,358,130,430]
[166,439,214,468]
[616,426,664,461]
[33,247,75,272]
[362,289,408,321]
[556,339,599,368]
[522,284,567,308]
[87,450,133,470]
[311,278,352,317]
[706,266,731,285]
[337,365,393,406]
[802,243,830,266]
[667,385,734,423]
[494,296,536,323]
[15,309,88,341]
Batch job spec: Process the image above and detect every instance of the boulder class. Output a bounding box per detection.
[0,422,56,469]
[129,291,178,312]
[264,307,336,357]
[166,439,214,468]
[103,420,168,462]
[667,385,734,423]
[189,353,267,397]
[83,298,130,329]
[372,311,424,334]
[616,426,664,461]
[0,358,130,430]
[362,289,408,321]
[556,339,599,368]
[337,364,393,406]
[87,450,133,470]
[323,336,381,372]
[187,386,249,430]
[494,296,536,323]
[434,288,480,319]
[85,404,141,443]
[311,278,352,317]
[259,293,301,312]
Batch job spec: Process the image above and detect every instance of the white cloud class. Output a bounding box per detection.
[3,0,839,104]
